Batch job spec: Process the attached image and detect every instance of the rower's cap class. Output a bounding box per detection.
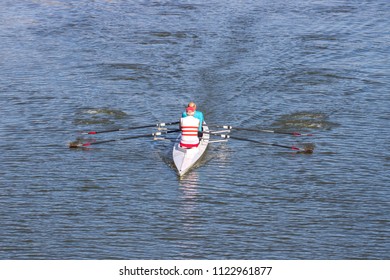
[186,106,195,112]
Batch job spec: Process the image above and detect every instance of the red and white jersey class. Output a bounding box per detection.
[180,116,200,148]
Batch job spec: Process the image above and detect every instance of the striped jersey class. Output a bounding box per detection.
[180,116,200,148]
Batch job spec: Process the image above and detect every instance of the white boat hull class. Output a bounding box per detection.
[172,123,210,176]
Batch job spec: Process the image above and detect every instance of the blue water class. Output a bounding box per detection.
[0,0,389,259]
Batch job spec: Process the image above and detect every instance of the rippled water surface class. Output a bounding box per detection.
[1,0,389,259]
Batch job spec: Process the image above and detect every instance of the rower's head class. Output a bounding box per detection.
[187,101,197,110]
[186,106,195,116]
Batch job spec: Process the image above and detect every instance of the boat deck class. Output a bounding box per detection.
[172,123,209,176]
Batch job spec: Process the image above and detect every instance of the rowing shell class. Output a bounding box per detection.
[172,123,210,176]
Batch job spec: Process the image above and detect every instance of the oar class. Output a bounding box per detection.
[69,130,181,148]
[206,129,231,135]
[69,133,159,148]
[221,135,314,153]
[81,121,179,135]
[213,125,313,136]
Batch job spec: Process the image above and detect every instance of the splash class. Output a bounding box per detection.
[83,108,127,118]
[73,108,128,125]
[273,111,338,131]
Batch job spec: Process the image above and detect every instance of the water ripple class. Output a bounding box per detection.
[1,0,389,260]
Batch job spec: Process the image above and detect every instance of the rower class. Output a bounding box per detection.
[182,101,204,136]
[180,106,200,149]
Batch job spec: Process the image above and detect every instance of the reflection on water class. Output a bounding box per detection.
[179,171,200,194]
[177,171,205,259]
[178,171,200,223]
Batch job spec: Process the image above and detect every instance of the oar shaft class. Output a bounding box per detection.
[214,125,312,136]
[74,132,162,148]
[222,135,307,152]
[202,129,231,135]
[85,133,159,146]
[73,129,181,148]
[82,121,179,135]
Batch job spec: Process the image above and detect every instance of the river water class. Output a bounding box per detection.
[1,0,389,259]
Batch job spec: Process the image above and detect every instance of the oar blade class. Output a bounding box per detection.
[292,144,315,153]
[68,141,81,148]
[68,141,93,148]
